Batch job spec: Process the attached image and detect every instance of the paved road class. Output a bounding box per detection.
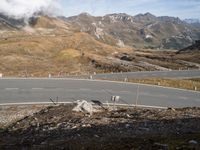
[70,70,200,80]
[0,78,199,108]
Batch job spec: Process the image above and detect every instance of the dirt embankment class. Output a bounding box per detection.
[0,104,200,150]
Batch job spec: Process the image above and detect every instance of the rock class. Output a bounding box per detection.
[126,114,131,118]
[138,127,150,131]
[125,124,130,128]
[101,117,109,123]
[154,143,169,150]
[44,109,48,113]
[167,107,176,111]
[82,124,91,128]
[189,140,198,145]
[41,141,48,145]
[72,126,77,129]
[56,123,62,128]
[73,100,95,115]
[94,135,99,138]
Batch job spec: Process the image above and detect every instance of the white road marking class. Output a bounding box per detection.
[0,102,73,106]
[32,88,44,90]
[120,91,131,93]
[5,88,19,90]
[80,88,91,91]
[1,72,200,94]
[178,96,189,100]
[0,102,168,109]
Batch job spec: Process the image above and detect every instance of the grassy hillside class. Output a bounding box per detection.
[0,16,199,77]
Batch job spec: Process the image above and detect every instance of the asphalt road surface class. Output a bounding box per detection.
[71,70,200,80]
[0,78,200,108]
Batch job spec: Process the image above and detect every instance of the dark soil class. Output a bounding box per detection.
[0,104,200,150]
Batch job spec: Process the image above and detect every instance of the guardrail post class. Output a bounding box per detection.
[124,78,128,82]
[194,86,197,91]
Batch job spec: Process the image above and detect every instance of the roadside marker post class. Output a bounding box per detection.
[135,85,140,108]
[124,77,128,82]
[111,96,120,110]
[195,86,197,91]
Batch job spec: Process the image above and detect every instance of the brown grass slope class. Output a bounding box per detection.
[0,19,132,76]
[0,16,199,77]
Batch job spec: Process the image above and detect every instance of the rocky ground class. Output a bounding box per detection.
[0,104,200,150]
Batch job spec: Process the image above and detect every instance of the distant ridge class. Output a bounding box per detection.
[0,12,200,50]
[178,40,200,52]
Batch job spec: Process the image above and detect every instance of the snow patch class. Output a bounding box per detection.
[94,27,104,39]
[117,39,125,47]
[145,34,153,39]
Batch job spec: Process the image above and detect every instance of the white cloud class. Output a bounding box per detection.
[0,0,61,18]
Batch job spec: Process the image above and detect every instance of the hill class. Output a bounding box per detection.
[65,13,200,50]
[0,13,200,76]
[175,40,200,63]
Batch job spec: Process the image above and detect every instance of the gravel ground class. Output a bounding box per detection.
[0,105,48,129]
[0,104,200,150]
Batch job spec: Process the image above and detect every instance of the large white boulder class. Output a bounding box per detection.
[73,100,94,115]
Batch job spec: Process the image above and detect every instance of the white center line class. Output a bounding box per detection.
[32,88,44,90]
[80,88,91,91]
[5,88,19,90]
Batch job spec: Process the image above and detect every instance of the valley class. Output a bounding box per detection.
[0,13,199,77]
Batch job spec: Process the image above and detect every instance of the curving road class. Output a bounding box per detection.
[70,70,200,80]
[0,78,200,108]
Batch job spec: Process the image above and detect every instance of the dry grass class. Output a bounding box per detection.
[0,31,134,76]
[126,78,200,91]
[0,21,199,77]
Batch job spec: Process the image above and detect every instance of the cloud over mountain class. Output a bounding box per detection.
[0,0,61,19]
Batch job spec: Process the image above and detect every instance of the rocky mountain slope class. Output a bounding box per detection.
[184,19,200,29]
[1,12,200,50]
[64,13,200,50]
[0,13,25,30]
[175,40,200,63]
[0,13,200,76]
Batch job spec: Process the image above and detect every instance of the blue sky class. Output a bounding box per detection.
[60,0,200,19]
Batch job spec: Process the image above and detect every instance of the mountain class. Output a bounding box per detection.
[184,19,200,24]
[0,13,25,30]
[1,12,200,50]
[179,40,200,52]
[0,14,135,76]
[64,13,200,50]
[0,13,200,76]
[184,19,200,29]
[175,40,200,63]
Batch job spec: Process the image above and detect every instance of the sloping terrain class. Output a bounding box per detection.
[175,40,200,63]
[65,13,200,50]
[0,104,200,149]
[0,20,133,76]
[0,14,200,76]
